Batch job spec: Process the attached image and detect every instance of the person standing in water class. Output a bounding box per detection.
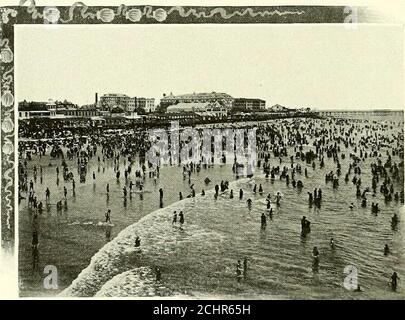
[384,244,390,256]
[236,260,243,283]
[330,238,335,250]
[179,211,184,227]
[391,214,399,228]
[172,211,177,225]
[105,209,111,223]
[276,192,281,205]
[390,272,400,291]
[301,216,307,230]
[243,258,248,279]
[155,267,161,282]
[312,246,320,270]
[135,236,141,247]
[261,212,267,229]
[32,231,39,270]
[159,188,164,202]
[32,230,39,250]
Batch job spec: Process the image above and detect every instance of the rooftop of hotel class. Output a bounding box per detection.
[162,92,234,100]
[235,97,266,102]
[100,93,130,98]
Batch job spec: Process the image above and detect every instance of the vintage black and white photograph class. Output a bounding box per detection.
[0,1,404,301]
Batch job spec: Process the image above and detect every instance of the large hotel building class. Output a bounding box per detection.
[160,92,235,109]
[233,98,266,110]
[99,94,155,113]
[160,92,265,111]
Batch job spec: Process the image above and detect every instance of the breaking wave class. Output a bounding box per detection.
[61,177,252,297]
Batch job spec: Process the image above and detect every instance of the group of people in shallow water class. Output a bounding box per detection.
[172,211,185,228]
[19,115,403,294]
[236,258,249,282]
[231,117,403,292]
[308,188,322,208]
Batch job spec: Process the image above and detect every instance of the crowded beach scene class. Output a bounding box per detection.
[16,24,404,298]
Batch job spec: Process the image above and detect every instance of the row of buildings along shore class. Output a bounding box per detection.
[18,91,313,126]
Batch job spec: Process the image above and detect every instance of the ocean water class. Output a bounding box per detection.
[19,116,404,298]
[18,155,236,296]
[61,174,404,299]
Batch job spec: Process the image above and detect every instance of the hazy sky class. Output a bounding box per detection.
[16,24,403,110]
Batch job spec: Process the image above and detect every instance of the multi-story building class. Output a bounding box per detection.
[160,92,234,110]
[127,97,137,112]
[233,98,266,110]
[137,97,155,113]
[99,94,155,113]
[100,93,131,111]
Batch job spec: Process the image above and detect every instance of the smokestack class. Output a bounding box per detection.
[95,93,98,104]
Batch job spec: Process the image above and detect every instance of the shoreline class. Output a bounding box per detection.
[61,176,254,297]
